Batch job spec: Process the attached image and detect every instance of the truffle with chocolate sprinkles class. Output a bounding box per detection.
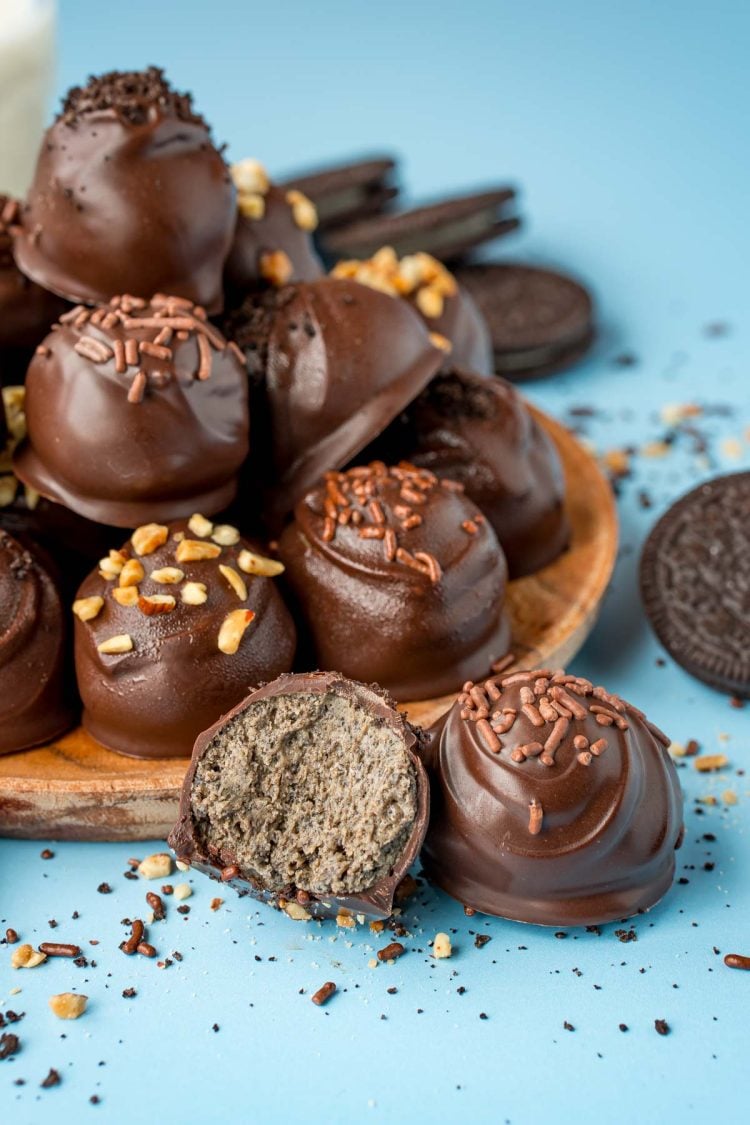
[421,668,683,925]
[278,460,511,700]
[14,296,249,527]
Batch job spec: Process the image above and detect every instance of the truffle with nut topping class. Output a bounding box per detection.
[0,529,76,755]
[223,276,444,524]
[168,670,429,920]
[278,461,511,701]
[13,67,235,313]
[361,366,569,578]
[332,247,492,375]
[73,515,296,759]
[421,668,684,925]
[224,159,323,304]
[14,294,249,528]
[0,195,68,385]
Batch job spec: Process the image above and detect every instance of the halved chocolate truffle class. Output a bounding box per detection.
[0,195,67,385]
[0,529,76,755]
[224,159,323,303]
[14,67,235,312]
[168,671,429,920]
[362,367,570,578]
[421,668,684,926]
[278,461,511,701]
[14,295,249,527]
[332,247,492,375]
[73,515,296,759]
[224,277,444,521]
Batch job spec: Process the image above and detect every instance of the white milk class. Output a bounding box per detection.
[0,0,56,197]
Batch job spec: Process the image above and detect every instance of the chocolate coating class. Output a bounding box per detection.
[225,277,444,521]
[0,530,76,755]
[14,68,235,313]
[168,671,429,920]
[14,295,249,528]
[0,196,68,384]
[362,368,569,578]
[421,668,683,926]
[278,461,511,701]
[74,517,296,759]
[331,248,492,375]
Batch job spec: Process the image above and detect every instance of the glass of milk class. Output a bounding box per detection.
[0,0,56,198]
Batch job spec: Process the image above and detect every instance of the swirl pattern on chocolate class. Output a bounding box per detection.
[73,515,296,759]
[278,461,511,701]
[421,668,684,925]
[0,530,76,754]
[14,68,235,312]
[14,295,249,527]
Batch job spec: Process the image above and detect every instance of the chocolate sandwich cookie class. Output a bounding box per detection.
[1,530,76,755]
[455,263,595,380]
[169,671,428,921]
[640,472,750,697]
[325,188,519,263]
[14,67,235,313]
[73,515,296,759]
[421,668,683,926]
[279,156,398,231]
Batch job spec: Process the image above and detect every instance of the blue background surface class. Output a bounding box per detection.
[2,1,750,1122]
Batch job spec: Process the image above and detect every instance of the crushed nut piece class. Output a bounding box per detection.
[428,331,451,353]
[181,581,208,605]
[237,549,284,577]
[48,993,87,1020]
[336,912,356,929]
[211,524,240,547]
[173,883,192,901]
[285,188,318,231]
[415,285,444,319]
[210,898,224,912]
[175,860,190,872]
[176,538,221,563]
[11,943,47,969]
[137,853,173,880]
[238,192,265,220]
[150,567,184,585]
[97,634,134,655]
[72,596,104,622]
[694,754,729,772]
[219,564,248,601]
[98,549,127,580]
[119,558,145,587]
[723,790,739,805]
[112,587,139,607]
[260,250,293,288]
[131,523,169,556]
[231,157,270,195]
[284,902,312,922]
[218,609,255,654]
[138,594,176,615]
[187,513,214,539]
[433,932,452,959]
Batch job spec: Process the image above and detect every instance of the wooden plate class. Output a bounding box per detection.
[0,406,617,842]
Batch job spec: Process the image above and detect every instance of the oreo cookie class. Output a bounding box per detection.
[640,472,750,698]
[324,188,519,263]
[279,156,398,231]
[455,263,595,381]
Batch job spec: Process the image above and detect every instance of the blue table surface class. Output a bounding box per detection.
[2,2,749,1122]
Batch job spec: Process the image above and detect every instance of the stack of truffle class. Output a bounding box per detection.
[0,67,683,928]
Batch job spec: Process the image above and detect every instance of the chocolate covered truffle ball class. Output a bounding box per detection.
[73,515,296,759]
[422,668,684,925]
[14,68,235,312]
[332,247,492,375]
[168,671,429,920]
[224,276,444,521]
[363,367,569,577]
[278,461,512,701]
[224,159,323,303]
[0,196,67,385]
[14,295,249,527]
[0,530,76,755]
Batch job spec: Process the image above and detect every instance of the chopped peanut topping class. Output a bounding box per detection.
[173,883,192,901]
[176,539,221,563]
[181,581,208,606]
[219,564,248,601]
[694,754,729,772]
[238,192,266,220]
[48,993,88,1020]
[150,567,184,585]
[285,188,318,232]
[131,523,169,556]
[332,248,456,317]
[218,609,255,654]
[119,558,145,587]
[188,513,214,539]
[429,331,452,353]
[138,853,173,880]
[211,524,240,547]
[98,549,127,580]
[432,932,452,959]
[11,943,47,969]
[415,285,445,319]
[260,250,293,288]
[97,634,134,655]
[284,902,312,922]
[237,549,284,577]
[72,596,104,622]
[231,158,270,196]
[112,586,139,607]
[138,594,176,615]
